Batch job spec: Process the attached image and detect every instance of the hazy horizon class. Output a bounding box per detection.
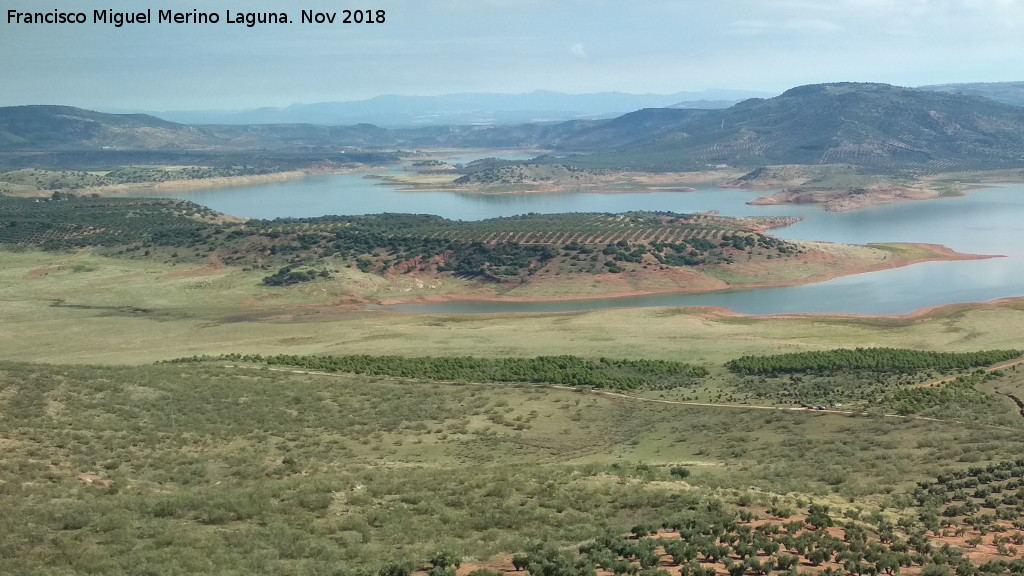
[97,88,777,116]
[3,0,1024,111]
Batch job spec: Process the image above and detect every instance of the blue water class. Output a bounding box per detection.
[170,172,765,221]
[163,170,1024,316]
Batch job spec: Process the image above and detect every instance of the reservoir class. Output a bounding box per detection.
[164,171,1024,316]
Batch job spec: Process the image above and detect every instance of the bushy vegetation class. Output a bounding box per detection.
[0,196,801,282]
[261,265,333,286]
[882,371,998,416]
[166,353,709,390]
[453,163,591,185]
[720,348,1021,414]
[394,493,1024,576]
[731,371,919,407]
[251,211,798,280]
[0,195,218,250]
[0,361,719,575]
[4,360,1024,575]
[0,166,281,192]
[506,507,954,576]
[726,348,1021,376]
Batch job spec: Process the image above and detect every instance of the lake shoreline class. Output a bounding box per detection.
[8,167,383,199]
[45,160,1024,216]
[743,184,996,212]
[375,168,743,196]
[686,293,1024,322]
[370,290,1024,324]
[373,242,998,307]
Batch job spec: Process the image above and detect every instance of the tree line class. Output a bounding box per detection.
[165,353,709,390]
[725,348,1021,375]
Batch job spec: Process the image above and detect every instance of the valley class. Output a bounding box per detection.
[6,82,1024,576]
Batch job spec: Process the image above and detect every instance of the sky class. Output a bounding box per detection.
[2,0,1024,111]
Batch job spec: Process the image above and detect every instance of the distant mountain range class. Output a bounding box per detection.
[5,82,1024,173]
[563,82,1024,172]
[138,89,772,127]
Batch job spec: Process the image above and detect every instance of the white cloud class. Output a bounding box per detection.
[570,43,587,58]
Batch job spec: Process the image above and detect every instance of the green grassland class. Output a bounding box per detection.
[5,242,1024,368]
[6,246,1024,366]
[4,358,1024,575]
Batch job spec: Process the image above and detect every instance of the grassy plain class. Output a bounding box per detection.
[3,248,1024,366]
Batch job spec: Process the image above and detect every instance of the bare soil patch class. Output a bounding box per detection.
[76,474,114,488]
[23,267,61,280]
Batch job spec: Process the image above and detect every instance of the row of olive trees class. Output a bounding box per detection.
[373,501,1020,576]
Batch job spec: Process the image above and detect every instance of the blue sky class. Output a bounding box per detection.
[2,0,1023,110]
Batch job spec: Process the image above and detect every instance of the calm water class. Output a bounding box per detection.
[169,171,759,221]
[165,172,1024,316]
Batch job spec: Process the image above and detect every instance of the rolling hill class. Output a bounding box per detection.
[0,106,407,170]
[6,83,1024,174]
[0,105,417,151]
[560,83,1024,172]
[0,105,204,150]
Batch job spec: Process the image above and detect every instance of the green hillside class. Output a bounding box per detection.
[0,195,799,284]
